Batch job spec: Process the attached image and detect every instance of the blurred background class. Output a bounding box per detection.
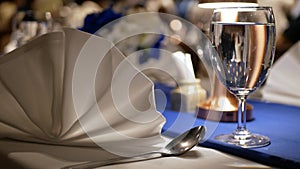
[0,0,300,100]
[0,0,299,56]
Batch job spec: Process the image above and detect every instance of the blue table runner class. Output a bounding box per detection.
[161,100,300,169]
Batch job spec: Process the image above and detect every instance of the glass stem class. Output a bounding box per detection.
[237,96,247,131]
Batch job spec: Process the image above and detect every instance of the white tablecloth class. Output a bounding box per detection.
[0,137,275,169]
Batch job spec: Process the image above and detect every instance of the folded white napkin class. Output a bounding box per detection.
[261,41,300,106]
[0,28,166,156]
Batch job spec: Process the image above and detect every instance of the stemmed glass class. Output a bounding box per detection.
[210,6,276,148]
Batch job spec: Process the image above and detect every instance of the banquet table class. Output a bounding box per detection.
[0,29,299,169]
[1,98,299,168]
[0,29,280,169]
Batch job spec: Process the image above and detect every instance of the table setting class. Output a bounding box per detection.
[0,2,300,169]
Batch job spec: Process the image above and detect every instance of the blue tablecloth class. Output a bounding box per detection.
[161,100,300,169]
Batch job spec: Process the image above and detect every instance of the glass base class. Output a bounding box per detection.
[215,130,270,148]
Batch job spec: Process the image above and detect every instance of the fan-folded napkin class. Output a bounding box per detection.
[0,28,166,156]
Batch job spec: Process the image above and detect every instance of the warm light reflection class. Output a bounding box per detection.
[247,25,266,88]
[220,9,238,22]
[197,2,258,9]
[170,34,182,45]
[197,49,203,56]
[211,96,237,111]
[180,141,190,148]
[170,19,183,31]
[162,0,174,8]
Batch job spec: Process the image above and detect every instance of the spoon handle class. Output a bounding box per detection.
[61,152,162,169]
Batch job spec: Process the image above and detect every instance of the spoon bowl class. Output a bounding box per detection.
[164,125,206,155]
[62,126,206,169]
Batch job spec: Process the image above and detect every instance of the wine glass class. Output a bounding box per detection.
[210,6,276,148]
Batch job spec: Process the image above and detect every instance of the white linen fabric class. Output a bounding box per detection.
[261,41,300,106]
[0,28,166,156]
[0,138,273,169]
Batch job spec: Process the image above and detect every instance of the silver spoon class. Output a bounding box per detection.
[61,126,206,169]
